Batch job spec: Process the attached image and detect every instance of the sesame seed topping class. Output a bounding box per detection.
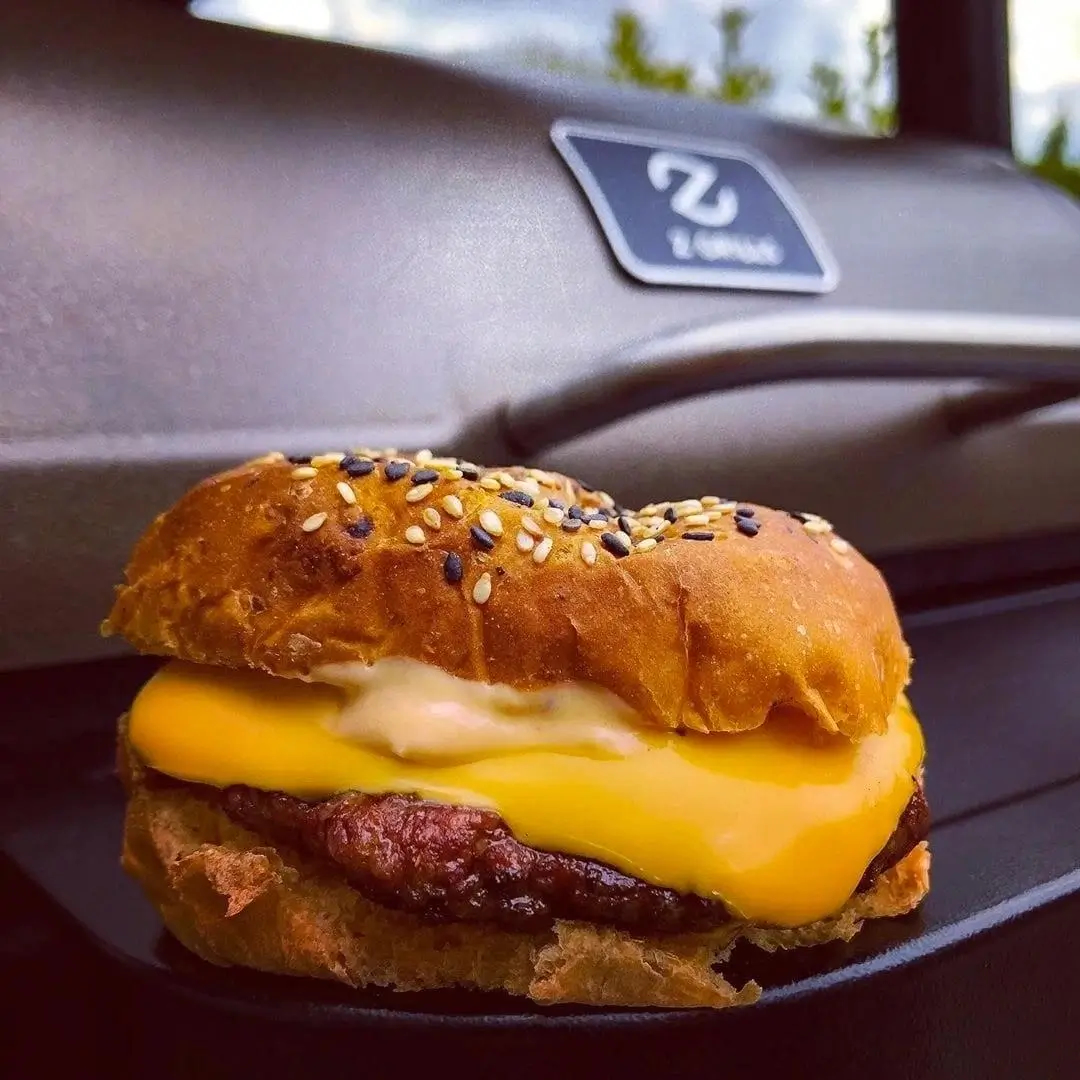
[636,537,658,552]
[682,531,714,541]
[287,455,312,465]
[500,490,534,508]
[446,468,464,480]
[429,456,459,469]
[803,518,832,535]
[443,552,463,584]
[405,483,434,503]
[442,494,465,519]
[460,467,480,481]
[336,481,357,505]
[515,529,535,552]
[567,505,586,520]
[405,525,426,545]
[495,471,517,489]
[472,572,493,604]
[470,525,496,550]
[384,461,410,482]
[311,452,346,467]
[664,507,678,523]
[301,512,328,532]
[291,466,318,480]
[532,537,553,564]
[562,518,583,532]
[423,507,442,530]
[414,449,433,465]
[588,518,608,531]
[340,456,376,478]
[600,532,630,558]
[517,478,542,495]
[581,541,598,566]
[535,497,550,510]
[831,536,851,554]
[521,516,544,537]
[542,506,565,526]
[599,492,616,509]
[479,509,504,537]
[346,517,373,539]
[735,507,755,519]
[700,497,720,509]
[789,511,813,523]
[479,477,501,491]
[708,505,737,519]
[412,468,439,485]
[617,515,633,535]
[736,518,760,537]
[682,513,710,527]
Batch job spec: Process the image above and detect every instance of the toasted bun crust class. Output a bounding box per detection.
[121,768,930,1010]
[103,452,909,738]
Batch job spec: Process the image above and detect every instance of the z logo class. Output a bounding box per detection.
[646,150,739,228]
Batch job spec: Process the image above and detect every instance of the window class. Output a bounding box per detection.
[192,0,896,134]
[1010,0,1080,197]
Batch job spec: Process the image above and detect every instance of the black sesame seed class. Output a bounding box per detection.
[340,455,376,478]
[346,516,374,539]
[562,519,583,532]
[443,551,463,584]
[547,499,566,510]
[567,505,586,520]
[412,468,439,484]
[287,455,311,465]
[788,511,813,523]
[459,467,480,481]
[735,506,755,519]
[655,535,665,543]
[384,461,410,482]
[736,518,760,537]
[682,531,714,541]
[617,515,633,536]
[664,507,678,523]
[500,490,534,508]
[600,531,630,558]
[470,525,496,550]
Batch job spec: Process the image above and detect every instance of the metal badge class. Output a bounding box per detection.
[551,118,839,294]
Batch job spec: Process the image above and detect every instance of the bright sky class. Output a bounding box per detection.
[194,0,1080,160]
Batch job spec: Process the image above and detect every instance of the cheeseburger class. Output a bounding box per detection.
[104,450,928,1010]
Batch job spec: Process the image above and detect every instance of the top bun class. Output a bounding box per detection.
[103,450,909,740]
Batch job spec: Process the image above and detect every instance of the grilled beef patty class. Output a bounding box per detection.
[149,771,928,934]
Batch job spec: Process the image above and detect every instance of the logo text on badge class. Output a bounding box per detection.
[551,119,839,294]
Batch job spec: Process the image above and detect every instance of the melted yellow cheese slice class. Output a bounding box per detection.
[129,660,924,927]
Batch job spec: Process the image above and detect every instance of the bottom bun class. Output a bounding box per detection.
[121,776,930,1011]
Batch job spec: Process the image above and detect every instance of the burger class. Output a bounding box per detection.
[103,449,929,1010]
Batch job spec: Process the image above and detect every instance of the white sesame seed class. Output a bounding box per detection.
[414,449,433,465]
[588,518,607,531]
[472,572,492,605]
[535,497,551,510]
[311,452,346,467]
[405,525,426,545]
[301,512,327,532]
[445,469,463,480]
[804,518,832,535]
[405,483,433,503]
[423,507,442,530]
[480,509,504,537]
[615,530,632,548]
[700,496,721,509]
[683,513,710,527]
[676,501,704,515]
[516,529,535,553]
[442,494,465,519]
[517,477,542,495]
[636,537,658,553]
[336,481,357,505]
[533,537,553,564]
[831,536,851,554]
[521,516,544,537]
[709,504,737,518]
[581,541,598,566]
[250,451,285,465]
[656,519,673,533]
[599,492,616,509]
[542,506,565,526]
[428,456,458,469]
[291,466,318,480]
[494,471,514,488]
[639,504,659,517]
[480,477,501,491]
